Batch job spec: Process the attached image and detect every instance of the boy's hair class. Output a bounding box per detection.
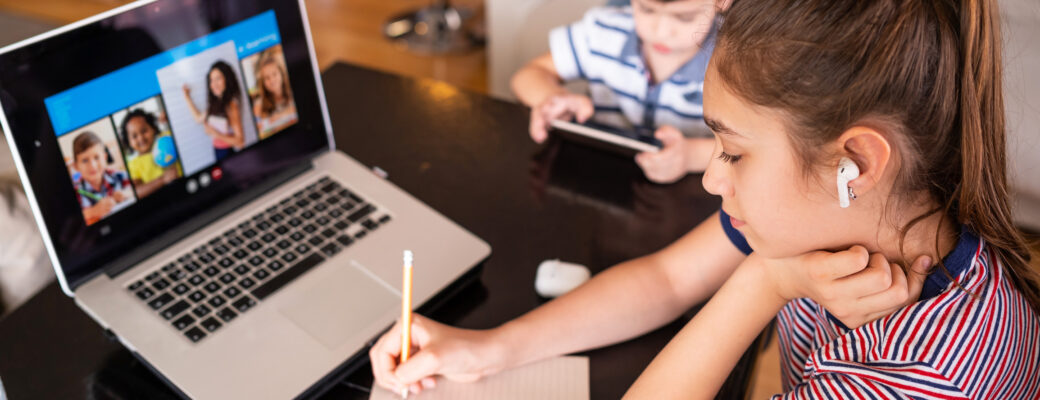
[206,60,242,118]
[72,131,104,162]
[714,0,1040,312]
[119,109,160,151]
[254,50,293,116]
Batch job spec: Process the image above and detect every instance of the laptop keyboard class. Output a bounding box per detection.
[124,176,392,343]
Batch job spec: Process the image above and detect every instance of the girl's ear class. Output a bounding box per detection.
[836,126,892,197]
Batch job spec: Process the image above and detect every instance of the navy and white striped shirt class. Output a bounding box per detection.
[719,211,1040,399]
[548,7,716,138]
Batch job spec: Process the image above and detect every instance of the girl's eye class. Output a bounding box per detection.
[717,151,742,164]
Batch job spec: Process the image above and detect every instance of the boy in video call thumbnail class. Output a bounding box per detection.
[120,104,182,199]
[68,130,135,225]
[245,45,297,139]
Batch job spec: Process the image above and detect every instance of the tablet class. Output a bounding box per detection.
[549,119,663,156]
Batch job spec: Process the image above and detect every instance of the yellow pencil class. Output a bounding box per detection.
[400,250,414,399]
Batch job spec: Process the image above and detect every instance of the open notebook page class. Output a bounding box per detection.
[369,356,589,400]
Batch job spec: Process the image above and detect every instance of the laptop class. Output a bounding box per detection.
[0,0,491,398]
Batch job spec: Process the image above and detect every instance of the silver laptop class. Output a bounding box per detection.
[0,0,490,398]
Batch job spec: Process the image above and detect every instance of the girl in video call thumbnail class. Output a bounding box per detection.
[121,108,182,199]
[71,131,133,225]
[182,60,246,161]
[251,46,297,139]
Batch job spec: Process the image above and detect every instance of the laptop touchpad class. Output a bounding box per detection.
[277,262,398,350]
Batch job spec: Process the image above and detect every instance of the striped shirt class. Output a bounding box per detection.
[718,210,1040,399]
[548,7,716,138]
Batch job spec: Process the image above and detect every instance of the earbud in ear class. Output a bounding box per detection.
[837,157,860,208]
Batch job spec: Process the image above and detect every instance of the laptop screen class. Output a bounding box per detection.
[0,0,331,290]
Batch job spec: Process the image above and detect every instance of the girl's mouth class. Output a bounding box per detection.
[729,215,746,228]
[651,43,671,54]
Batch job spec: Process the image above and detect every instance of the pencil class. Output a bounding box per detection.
[400,250,414,399]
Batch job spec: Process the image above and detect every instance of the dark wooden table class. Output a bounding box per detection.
[0,63,756,399]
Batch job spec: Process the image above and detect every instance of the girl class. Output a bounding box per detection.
[71,131,132,224]
[252,49,297,138]
[121,109,179,198]
[372,0,1040,398]
[182,61,246,161]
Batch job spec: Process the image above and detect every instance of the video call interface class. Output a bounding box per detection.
[45,10,299,226]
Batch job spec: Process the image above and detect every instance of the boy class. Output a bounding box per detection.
[71,131,132,223]
[511,0,723,183]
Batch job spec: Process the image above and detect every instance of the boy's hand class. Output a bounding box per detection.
[370,314,505,397]
[634,126,688,184]
[112,191,125,203]
[758,246,932,329]
[529,93,594,143]
[97,197,116,215]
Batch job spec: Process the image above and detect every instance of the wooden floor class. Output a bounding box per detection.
[0,0,488,93]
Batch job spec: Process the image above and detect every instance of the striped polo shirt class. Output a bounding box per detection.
[719,210,1040,399]
[548,7,716,138]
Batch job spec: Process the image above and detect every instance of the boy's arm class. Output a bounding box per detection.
[510,52,567,107]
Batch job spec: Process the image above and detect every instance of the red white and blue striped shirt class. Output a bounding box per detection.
[719,211,1040,399]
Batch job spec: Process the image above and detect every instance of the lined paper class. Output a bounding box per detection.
[369,356,589,400]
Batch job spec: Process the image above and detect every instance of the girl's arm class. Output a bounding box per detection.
[224,99,246,148]
[182,84,206,124]
[133,177,163,198]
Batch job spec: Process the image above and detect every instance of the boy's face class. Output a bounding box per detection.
[632,0,717,56]
[75,144,107,184]
[126,116,156,154]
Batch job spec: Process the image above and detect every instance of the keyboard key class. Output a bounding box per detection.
[253,269,270,281]
[183,261,201,272]
[128,280,144,291]
[308,236,325,246]
[242,228,258,238]
[201,317,223,332]
[219,273,236,284]
[284,206,299,215]
[217,307,238,322]
[227,236,244,247]
[213,244,229,255]
[288,218,303,227]
[294,244,311,254]
[321,243,340,257]
[329,209,343,218]
[203,266,220,277]
[148,293,175,310]
[314,203,328,212]
[193,303,211,315]
[362,219,379,230]
[249,256,264,266]
[321,228,337,239]
[161,300,190,320]
[300,210,315,220]
[222,286,241,299]
[188,274,206,286]
[198,253,215,263]
[252,253,325,300]
[239,277,256,289]
[276,239,292,250]
[281,252,298,263]
[290,232,305,242]
[320,183,337,193]
[219,258,235,268]
[327,196,342,205]
[233,249,249,260]
[336,235,354,247]
[145,271,161,281]
[378,215,391,224]
[208,237,222,245]
[333,220,348,230]
[261,233,277,243]
[204,281,222,293]
[316,216,331,226]
[232,296,257,313]
[354,230,368,239]
[207,295,226,308]
[172,315,195,330]
[234,264,251,275]
[152,278,170,290]
[162,263,176,272]
[274,225,290,235]
[270,214,285,223]
[178,254,193,263]
[307,192,322,201]
[136,287,155,300]
[302,224,318,234]
[257,221,272,231]
[296,199,311,209]
[248,241,263,251]
[268,260,284,271]
[263,248,278,258]
[189,290,207,303]
[172,283,190,295]
[347,204,376,223]
[167,270,186,281]
[184,327,207,342]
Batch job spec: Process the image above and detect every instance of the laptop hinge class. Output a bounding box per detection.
[97,161,314,281]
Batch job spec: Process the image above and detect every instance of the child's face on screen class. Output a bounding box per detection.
[209,68,227,98]
[700,64,857,258]
[126,116,156,154]
[632,0,717,57]
[75,144,107,185]
[261,63,284,97]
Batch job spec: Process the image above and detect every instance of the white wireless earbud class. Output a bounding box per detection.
[837,157,860,208]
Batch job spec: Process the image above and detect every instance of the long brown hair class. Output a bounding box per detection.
[713,0,1040,313]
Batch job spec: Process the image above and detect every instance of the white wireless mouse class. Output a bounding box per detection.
[535,259,591,298]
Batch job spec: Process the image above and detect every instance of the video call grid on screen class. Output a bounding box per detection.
[43,10,300,226]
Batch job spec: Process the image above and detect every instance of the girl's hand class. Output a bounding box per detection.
[369,315,506,397]
[529,93,594,144]
[762,246,932,329]
[634,126,689,184]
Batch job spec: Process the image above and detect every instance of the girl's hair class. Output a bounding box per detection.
[120,109,160,151]
[714,0,1040,313]
[254,51,293,116]
[72,131,104,161]
[206,61,242,118]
